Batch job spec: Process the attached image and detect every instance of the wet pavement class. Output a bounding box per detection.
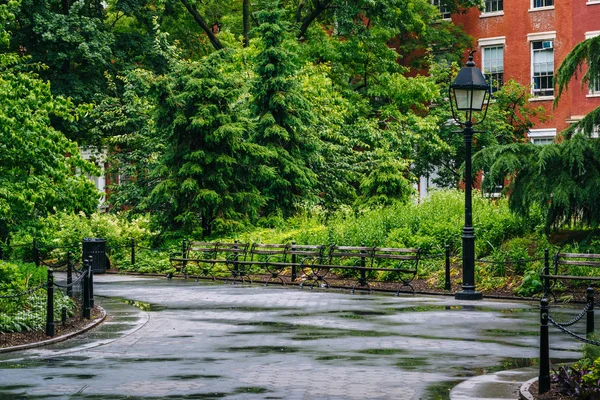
[0,275,592,399]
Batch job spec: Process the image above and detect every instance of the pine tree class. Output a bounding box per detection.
[251,2,318,216]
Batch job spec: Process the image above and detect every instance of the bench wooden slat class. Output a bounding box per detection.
[542,274,600,281]
[558,252,600,260]
[556,260,600,268]
[373,254,418,261]
[374,247,419,253]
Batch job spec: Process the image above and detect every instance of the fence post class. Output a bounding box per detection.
[543,248,549,296]
[131,238,135,266]
[67,251,73,298]
[88,256,94,308]
[359,243,367,288]
[234,240,240,280]
[182,238,188,272]
[83,260,91,320]
[34,239,40,267]
[46,269,55,337]
[291,241,297,282]
[539,297,550,395]
[587,287,595,338]
[445,245,451,291]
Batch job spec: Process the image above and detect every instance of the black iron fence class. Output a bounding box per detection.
[0,256,95,344]
[538,288,598,395]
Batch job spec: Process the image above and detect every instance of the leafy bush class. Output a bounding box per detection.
[550,362,600,399]
[0,261,75,333]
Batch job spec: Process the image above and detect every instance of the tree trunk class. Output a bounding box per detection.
[243,0,250,47]
[179,0,225,51]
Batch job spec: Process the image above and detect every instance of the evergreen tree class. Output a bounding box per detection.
[251,2,318,216]
[149,50,264,236]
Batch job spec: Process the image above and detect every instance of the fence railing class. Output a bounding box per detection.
[538,287,598,395]
[0,256,95,343]
[1,238,558,295]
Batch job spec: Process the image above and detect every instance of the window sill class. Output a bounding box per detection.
[587,93,600,98]
[529,6,555,12]
[480,11,504,18]
[529,96,555,102]
[587,0,600,5]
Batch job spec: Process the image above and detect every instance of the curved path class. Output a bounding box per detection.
[0,275,589,399]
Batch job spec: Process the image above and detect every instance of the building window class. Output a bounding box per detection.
[432,0,451,19]
[586,32,600,95]
[529,128,556,145]
[485,0,503,13]
[482,46,504,94]
[532,40,554,97]
[532,0,553,8]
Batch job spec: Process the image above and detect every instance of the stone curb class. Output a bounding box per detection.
[0,307,106,353]
[519,377,537,400]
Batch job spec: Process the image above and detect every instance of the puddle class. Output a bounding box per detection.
[61,374,95,380]
[168,374,222,380]
[120,299,166,312]
[314,355,367,362]
[358,348,407,355]
[233,387,269,394]
[0,385,33,390]
[395,357,429,369]
[223,346,302,354]
[108,357,186,363]
[453,357,538,377]
[422,379,463,400]
[483,329,538,337]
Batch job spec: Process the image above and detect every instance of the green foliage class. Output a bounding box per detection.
[150,50,264,237]
[251,2,318,216]
[551,362,600,399]
[0,54,100,241]
[0,261,75,333]
[478,134,600,230]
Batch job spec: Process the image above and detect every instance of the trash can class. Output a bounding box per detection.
[82,238,107,273]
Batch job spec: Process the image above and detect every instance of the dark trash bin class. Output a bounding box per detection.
[82,238,107,273]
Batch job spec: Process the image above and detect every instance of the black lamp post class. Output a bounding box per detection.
[449,51,490,301]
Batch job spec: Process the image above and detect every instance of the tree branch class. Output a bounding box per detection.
[297,0,333,40]
[179,0,225,50]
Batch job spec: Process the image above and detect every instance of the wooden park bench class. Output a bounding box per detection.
[241,243,325,285]
[301,245,421,294]
[542,251,600,299]
[169,241,249,281]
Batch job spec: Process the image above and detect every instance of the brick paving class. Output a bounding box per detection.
[0,275,589,399]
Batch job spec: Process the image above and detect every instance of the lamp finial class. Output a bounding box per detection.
[467,50,476,67]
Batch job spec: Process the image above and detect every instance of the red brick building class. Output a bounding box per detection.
[443,0,600,142]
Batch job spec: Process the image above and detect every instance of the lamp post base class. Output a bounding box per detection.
[455,290,483,300]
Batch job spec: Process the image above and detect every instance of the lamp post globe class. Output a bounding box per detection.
[450,51,490,301]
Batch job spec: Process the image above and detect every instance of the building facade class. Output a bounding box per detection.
[445,0,600,143]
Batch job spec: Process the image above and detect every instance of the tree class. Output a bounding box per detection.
[0,11,100,239]
[250,3,318,216]
[148,49,265,236]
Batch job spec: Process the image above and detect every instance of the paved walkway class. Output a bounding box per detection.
[0,275,590,399]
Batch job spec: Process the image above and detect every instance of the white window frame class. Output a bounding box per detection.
[568,116,600,138]
[481,0,504,17]
[530,0,554,11]
[81,147,108,208]
[529,128,557,145]
[479,37,505,95]
[588,0,600,5]
[585,31,600,97]
[431,0,451,20]
[528,32,556,100]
